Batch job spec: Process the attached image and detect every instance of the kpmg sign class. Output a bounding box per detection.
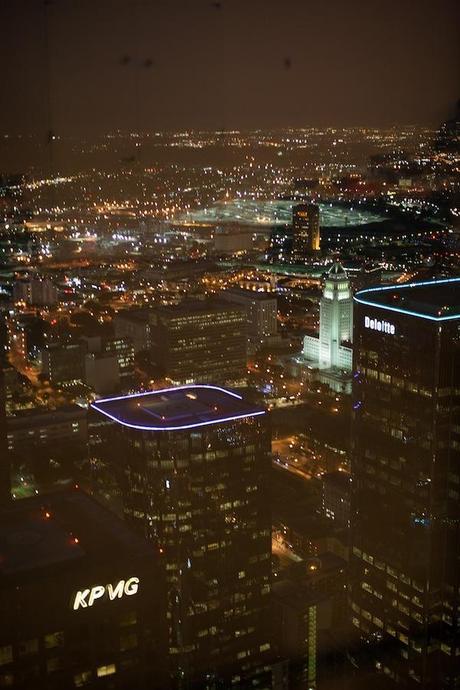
[364,316,395,335]
[72,577,139,610]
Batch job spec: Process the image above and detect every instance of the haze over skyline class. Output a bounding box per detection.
[1,0,459,137]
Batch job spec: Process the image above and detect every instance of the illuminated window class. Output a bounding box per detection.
[120,611,137,627]
[0,673,14,687]
[44,632,64,649]
[0,647,12,667]
[120,632,137,652]
[96,664,116,678]
[73,670,92,687]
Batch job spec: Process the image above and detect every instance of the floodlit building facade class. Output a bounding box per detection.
[299,262,353,393]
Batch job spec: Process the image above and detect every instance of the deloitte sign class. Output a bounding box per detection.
[364,316,395,335]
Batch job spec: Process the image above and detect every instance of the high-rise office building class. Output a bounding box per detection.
[291,204,320,261]
[81,336,135,394]
[0,366,10,506]
[350,277,460,688]
[220,288,278,353]
[150,301,247,386]
[42,342,84,387]
[6,404,87,456]
[114,309,153,354]
[91,384,272,688]
[10,315,48,362]
[322,471,351,527]
[102,337,135,388]
[0,489,168,689]
[84,352,119,395]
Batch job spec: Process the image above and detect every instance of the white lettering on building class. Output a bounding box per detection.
[364,316,395,335]
[72,577,139,610]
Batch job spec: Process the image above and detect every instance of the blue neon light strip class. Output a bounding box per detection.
[91,384,265,431]
[354,277,460,322]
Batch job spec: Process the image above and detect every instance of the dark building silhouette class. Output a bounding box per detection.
[0,367,10,506]
[350,277,460,687]
[41,342,84,388]
[0,489,168,689]
[114,309,152,354]
[435,99,460,153]
[322,471,351,527]
[91,384,272,689]
[291,204,320,261]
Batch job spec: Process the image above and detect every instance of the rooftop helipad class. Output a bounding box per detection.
[91,385,266,431]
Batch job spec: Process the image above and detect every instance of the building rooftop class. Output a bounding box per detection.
[91,385,266,431]
[223,287,277,301]
[326,261,348,280]
[0,489,155,579]
[322,470,351,489]
[354,277,460,321]
[155,299,245,318]
[7,404,86,430]
[114,308,151,323]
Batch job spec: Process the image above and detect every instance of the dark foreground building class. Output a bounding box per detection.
[0,489,168,689]
[350,277,460,688]
[91,384,272,689]
[0,367,10,506]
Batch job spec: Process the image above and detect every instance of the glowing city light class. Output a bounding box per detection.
[92,384,265,431]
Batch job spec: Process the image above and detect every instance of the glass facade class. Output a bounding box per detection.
[351,286,460,688]
[150,302,247,386]
[96,407,272,688]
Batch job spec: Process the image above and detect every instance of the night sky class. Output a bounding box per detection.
[1,0,459,135]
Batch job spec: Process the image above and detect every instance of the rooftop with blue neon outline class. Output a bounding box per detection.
[354,277,460,321]
[91,385,266,431]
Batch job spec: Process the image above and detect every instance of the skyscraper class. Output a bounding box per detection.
[220,288,278,353]
[91,384,272,689]
[350,277,460,688]
[291,204,320,261]
[150,301,247,386]
[0,366,10,506]
[302,262,353,390]
[42,341,84,388]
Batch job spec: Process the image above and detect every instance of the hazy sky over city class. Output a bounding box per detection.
[1,0,459,135]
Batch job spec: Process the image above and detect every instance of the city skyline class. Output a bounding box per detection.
[0,3,459,688]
